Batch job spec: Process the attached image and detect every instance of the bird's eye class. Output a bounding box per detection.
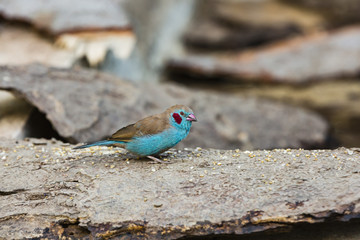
[180,111,184,116]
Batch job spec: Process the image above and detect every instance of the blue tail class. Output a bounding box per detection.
[73,140,119,149]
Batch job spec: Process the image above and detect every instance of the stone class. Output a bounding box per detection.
[168,26,360,84]
[0,64,329,150]
[0,138,359,239]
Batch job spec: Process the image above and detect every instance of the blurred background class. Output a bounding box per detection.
[0,0,359,151]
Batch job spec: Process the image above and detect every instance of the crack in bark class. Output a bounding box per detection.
[0,188,26,196]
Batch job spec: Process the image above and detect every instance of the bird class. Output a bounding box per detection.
[74,105,197,163]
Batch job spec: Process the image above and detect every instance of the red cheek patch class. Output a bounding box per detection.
[172,113,182,124]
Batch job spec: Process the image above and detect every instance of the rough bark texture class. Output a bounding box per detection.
[0,138,359,239]
[0,64,328,150]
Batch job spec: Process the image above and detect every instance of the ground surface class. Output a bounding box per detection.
[0,138,359,239]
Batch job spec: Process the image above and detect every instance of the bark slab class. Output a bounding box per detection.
[0,138,359,239]
[0,64,328,150]
[168,26,360,83]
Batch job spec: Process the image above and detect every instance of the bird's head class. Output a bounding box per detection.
[167,105,197,130]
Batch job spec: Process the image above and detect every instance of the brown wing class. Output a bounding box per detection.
[108,112,171,142]
[108,123,137,142]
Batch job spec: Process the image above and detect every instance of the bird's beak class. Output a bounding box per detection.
[186,113,197,122]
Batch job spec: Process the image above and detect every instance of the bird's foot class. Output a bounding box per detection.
[146,155,170,164]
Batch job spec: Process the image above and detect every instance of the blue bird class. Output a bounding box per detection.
[74,105,197,163]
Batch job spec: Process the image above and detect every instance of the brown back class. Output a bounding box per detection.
[108,104,193,142]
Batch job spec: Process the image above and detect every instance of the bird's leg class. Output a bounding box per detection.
[146,155,170,164]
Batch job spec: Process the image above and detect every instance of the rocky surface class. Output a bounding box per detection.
[0,64,328,150]
[168,25,360,84]
[0,138,359,239]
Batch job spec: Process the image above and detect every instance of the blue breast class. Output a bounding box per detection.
[124,127,190,156]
